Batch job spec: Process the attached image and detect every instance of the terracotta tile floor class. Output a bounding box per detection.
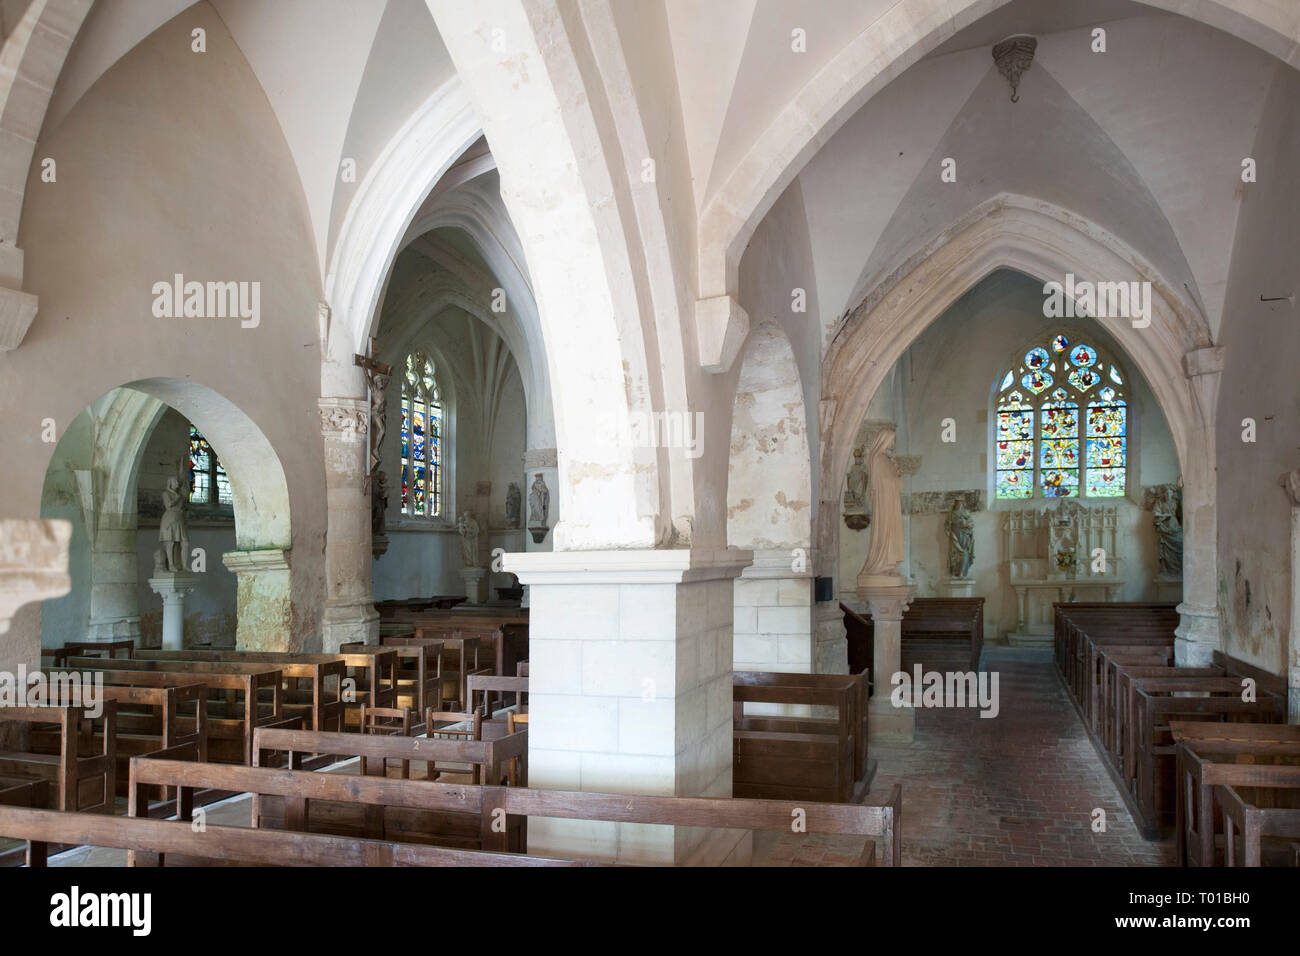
[754,648,1177,867]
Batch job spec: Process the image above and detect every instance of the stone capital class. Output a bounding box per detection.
[738,547,815,580]
[221,548,290,575]
[859,582,915,622]
[148,571,200,599]
[523,447,557,470]
[0,282,40,351]
[318,397,368,443]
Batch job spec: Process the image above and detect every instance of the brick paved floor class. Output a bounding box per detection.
[754,649,1176,867]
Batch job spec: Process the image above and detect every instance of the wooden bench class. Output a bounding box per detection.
[0,805,585,868]
[125,753,902,866]
[0,701,117,812]
[43,638,135,669]
[27,671,206,798]
[379,633,491,711]
[1129,677,1283,835]
[136,650,348,733]
[732,671,868,803]
[1173,722,1300,866]
[843,597,984,676]
[468,674,528,719]
[66,659,284,764]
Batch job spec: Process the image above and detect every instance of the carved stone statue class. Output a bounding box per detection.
[1152,483,1183,577]
[505,482,522,529]
[528,473,549,526]
[457,511,481,568]
[945,499,975,577]
[371,470,388,537]
[366,370,389,476]
[1048,499,1081,574]
[844,446,868,510]
[860,428,905,579]
[158,477,190,572]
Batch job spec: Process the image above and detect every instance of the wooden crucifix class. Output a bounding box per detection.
[354,336,392,493]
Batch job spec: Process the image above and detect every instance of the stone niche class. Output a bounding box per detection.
[1002,500,1122,644]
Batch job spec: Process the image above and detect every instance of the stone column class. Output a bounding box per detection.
[505,547,752,866]
[1175,347,1225,666]
[814,600,849,675]
[1285,469,1300,724]
[221,549,292,651]
[319,397,378,652]
[147,572,198,649]
[85,512,142,644]
[859,583,915,743]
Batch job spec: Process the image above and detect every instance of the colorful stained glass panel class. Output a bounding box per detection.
[999,370,1014,391]
[1022,370,1052,394]
[1041,439,1079,472]
[997,409,1033,440]
[1025,347,1050,370]
[1068,367,1100,392]
[1041,404,1078,439]
[997,470,1033,499]
[1087,403,1126,437]
[1051,334,1069,353]
[1041,469,1079,497]
[997,439,1033,470]
[1070,344,1097,367]
[1109,365,1123,384]
[1086,437,1125,469]
[1087,468,1126,497]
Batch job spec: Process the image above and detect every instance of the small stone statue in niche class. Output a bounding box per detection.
[1152,483,1183,577]
[528,473,549,526]
[371,470,388,537]
[158,476,190,573]
[505,482,522,529]
[945,498,975,577]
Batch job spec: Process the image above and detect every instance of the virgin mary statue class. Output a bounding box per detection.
[858,427,906,584]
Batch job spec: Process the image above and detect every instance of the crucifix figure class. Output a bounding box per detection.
[354,336,392,492]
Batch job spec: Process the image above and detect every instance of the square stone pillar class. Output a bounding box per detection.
[859,580,915,744]
[222,549,293,651]
[505,547,752,866]
[732,548,813,674]
[319,396,379,652]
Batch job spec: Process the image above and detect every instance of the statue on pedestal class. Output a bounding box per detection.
[528,473,549,526]
[843,445,870,531]
[457,511,481,568]
[859,428,905,580]
[159,477,190,573]
[1152,483,1183,577]
[945,499,975,577]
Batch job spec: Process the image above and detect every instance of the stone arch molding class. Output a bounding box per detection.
[49,378,294,649]
[696,0,1300,344]
[820,195,1223,664]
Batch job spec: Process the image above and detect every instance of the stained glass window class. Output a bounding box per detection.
[994,334,1128,500]
[188,426,232,507]
[401,351,442,517]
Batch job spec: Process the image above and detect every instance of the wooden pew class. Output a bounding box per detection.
[843,598,984,676]
[136,649,347,726]
[382,608,529,678]
[66,659,284,764]
[1129,677,1283,835]
[1219,783,1300,867]
[468,674,528,719]
[732,671,868,803]
[43,638,135,669]
[1172,722,1300,866]
[127,754,902,866]
[0,805,585,868]
[379,633,490,711]
[0,701,117,812]
[27,672,207,798]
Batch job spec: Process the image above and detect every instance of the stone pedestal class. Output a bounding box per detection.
[222,549,294,651]
[944,576,975,598]
[504,547,751,865]
[813,599,849,674]
[858,579,915,744]
[147,572,199,650]
[460,567,487,605]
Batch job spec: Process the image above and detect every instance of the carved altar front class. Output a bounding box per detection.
[1002,501,1122,642]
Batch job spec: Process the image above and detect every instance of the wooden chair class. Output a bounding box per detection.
[359,705,414,778]
[425,709,482,784]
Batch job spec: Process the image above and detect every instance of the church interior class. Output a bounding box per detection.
[0,0,1297,884]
